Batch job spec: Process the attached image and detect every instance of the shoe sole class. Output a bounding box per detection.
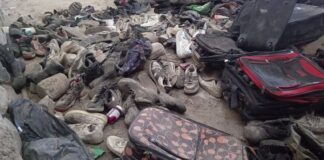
[65,110,107,124]
[86,107,105,113]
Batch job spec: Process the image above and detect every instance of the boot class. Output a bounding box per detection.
[28,59,64,84]
[117,78,158,105]
[158,92,186,114]
[118,78,187,114]
[0,45,26,92]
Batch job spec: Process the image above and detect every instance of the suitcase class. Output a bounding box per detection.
[237,51,324,102]
[277,4,324,49]
[122,107,248,160]
[221,50,324,120]
[192,34,242,69]
[232,1,324,51]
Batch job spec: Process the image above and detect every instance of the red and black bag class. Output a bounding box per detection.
[122,107,248,160]
[222,50,324,120]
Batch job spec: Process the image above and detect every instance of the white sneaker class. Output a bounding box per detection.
[106,136,128,157]
[69,123,104,144]
[176,29,192,59]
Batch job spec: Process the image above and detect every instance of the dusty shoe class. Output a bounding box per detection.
[47,39,64,62]
[161,61,177,89]
[81,52,103,85]
[158,92,186,114]
[55,75,85,112]
[150,42,166,60]
[184,65,199,95]
[22,50,36,60]
[69,123,104,144]
[61,41,84,54]
[123,96,139,126]
[28,59,65,84]
[296,114,324,133]
[124,106,139,126]
[86,86,109,112]
[64,110,107,126]
[118,78,158,105]
[86,84,122,112]
[106,136,128,157]
[244,119,291,144]
[199,76,222,98]
[175,66,185,89]
[176,29,192,59]
[31,37,46,57]
[148,61,168,93]
[101,51,122,79]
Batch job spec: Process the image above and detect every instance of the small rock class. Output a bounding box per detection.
[0,85,18,115]
[38,95,55,114]
[0,115,23,160]
[36,73,69,100]
[24,62,42,76]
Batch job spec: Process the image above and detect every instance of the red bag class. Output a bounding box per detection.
[237,51,324,103]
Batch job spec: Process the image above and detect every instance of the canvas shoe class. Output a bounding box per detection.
[106,136,128,157]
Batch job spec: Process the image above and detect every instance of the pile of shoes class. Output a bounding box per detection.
[2,0,324,159]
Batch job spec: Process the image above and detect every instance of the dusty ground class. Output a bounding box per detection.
[1,0,245,159]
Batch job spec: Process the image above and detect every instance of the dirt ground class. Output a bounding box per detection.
[1,0,245,159]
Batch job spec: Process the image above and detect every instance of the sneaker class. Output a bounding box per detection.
[161,61,177,89]
[296,114,324,133]
[69,123,104,144]
[64,110,107,126]
[199,76,222,98]
[81,52,103,85]
[176,29,192,59]
[106,136,128,157]
[47,39,63,62]
[175,66,185,89]
[55,75,85,112]
[87,84,122,112]
[148,61,168,93]
[184,65,199,95]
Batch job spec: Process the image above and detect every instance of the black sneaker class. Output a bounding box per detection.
[82,53,103,85]
[86,84,122,113]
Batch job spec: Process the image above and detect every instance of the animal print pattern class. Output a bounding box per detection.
[122,108,248,160]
